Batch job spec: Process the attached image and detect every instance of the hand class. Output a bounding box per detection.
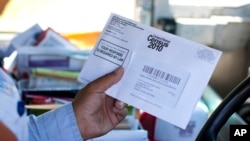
[72,67,128,140]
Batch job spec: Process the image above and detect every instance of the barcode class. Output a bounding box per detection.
[142,65,181,85]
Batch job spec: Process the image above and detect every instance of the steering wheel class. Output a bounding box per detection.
[195,76,250,141]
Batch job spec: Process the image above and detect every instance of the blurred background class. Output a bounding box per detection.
[0,0,249,99]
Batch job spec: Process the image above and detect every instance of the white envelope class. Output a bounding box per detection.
[78,13,222,129]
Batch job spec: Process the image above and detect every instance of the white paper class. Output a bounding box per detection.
[78,13,222,129]
[35,29,78,51]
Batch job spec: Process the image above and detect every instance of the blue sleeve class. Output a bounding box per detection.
[27,103,84,141]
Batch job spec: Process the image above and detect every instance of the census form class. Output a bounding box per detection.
[78,13,222,129]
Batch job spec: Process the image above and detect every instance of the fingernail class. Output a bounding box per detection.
[118,101,125,109]
[114,66,123,74]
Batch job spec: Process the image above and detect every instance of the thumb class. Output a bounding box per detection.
[89,67,124,91]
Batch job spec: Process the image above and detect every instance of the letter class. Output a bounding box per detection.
[147,35,153,41]
[241,129,247,136]
[234,129,241,136]
[113,55,118,59]
[164,42,169,48]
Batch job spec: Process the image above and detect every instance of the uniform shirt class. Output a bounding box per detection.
[28,103,84,141]
[0,68,28,140]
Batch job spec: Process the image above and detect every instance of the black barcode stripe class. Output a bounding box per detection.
[166,74,181,85]
[142,65,181,85]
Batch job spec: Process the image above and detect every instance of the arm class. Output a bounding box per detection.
[28,67,128,141]
[28,103,83,141]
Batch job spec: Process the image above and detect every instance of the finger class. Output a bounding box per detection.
[112,107,128,120]
[88,67,124,91]
[115,100,128,109]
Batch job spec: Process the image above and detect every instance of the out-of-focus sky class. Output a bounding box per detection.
[0,0,136,33]
[0,0,249,33]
